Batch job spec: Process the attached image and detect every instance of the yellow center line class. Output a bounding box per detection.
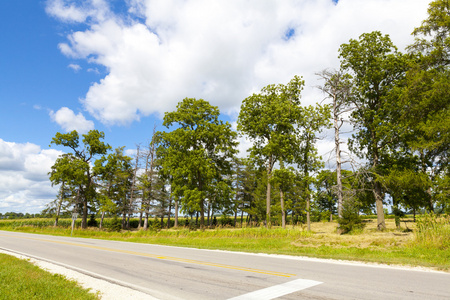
[1,234,296,278]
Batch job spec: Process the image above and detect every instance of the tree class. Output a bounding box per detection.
[156,98,238,228]
[316,69,353,219]
[402,0,450,212]
[295,104,331,231]
[313,170,337,222]
[237,76,304,227]
[139,136,158,230]
[271,162,296,228]
[44,181,73,226]
[339,31,408,230]
[94,147,133,229]
[50,130,110,228]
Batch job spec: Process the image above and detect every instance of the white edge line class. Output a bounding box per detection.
[228,278,323,300]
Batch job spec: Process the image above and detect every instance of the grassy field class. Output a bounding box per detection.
[1,215,449,272]
[0,253,99,300]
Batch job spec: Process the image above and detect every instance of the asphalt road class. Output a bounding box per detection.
[0,230,449,299]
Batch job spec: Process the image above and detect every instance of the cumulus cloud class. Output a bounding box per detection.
[50,107,95,133]
[46,0,430,126]
[0,139,63,214]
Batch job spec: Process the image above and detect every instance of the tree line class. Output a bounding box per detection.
[47,0,449,231]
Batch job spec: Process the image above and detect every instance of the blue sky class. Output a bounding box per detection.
[0,0,430,214]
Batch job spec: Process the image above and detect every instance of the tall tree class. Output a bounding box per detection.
[94,147,133,229]
[403,0,450,211]
[295,104,331,231]
[156,98,238,228]
[139,137,158,230]
[237,76,304,227]
[316,69,353,219]
[339,31,408,230]
[50,130,110,228]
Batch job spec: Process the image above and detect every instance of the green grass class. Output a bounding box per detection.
[1,216,449,272]
[0,253,99,300]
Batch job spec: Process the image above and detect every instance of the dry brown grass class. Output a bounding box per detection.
[291,218,416,250]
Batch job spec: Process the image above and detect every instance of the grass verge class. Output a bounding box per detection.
[0,253,99,300]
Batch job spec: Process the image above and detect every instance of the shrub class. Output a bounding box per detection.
[108,216,122,232]
[337,200,365,234]
[152,218,162,231]
[87,214,98,227]
[219,215,233,227]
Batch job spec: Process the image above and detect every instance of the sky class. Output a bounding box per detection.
[0,0,431,214]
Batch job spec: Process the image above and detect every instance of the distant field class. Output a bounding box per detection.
[1,215,449,271]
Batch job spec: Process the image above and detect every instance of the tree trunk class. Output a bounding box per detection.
[174,198,179,228]
[306,195,311,231]
[374,180,385,230]
[335,97,344,219]
[207,201,211,226]
[138,211,143,229]
[82,199,88,229]
[280,189,286,229]
[144,211,149,230]
[167,199,172,229]
[304,148,311,232]
[266,155,273,228]
[373,149,386,230]
[100,211,105,229]
[122,212,127,229]
[54,189,63,227]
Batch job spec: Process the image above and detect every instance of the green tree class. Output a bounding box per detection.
[339,31,408,230]
[50,130,110,228]
[313,169,337,222]
[237,76,304,227]
[271,162,296,228]
[295,104,331,231]
[402,0,450,211]
[156,98,238,228]
[94,147,133,229]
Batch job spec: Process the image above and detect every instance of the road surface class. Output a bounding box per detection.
[0,230,449,299]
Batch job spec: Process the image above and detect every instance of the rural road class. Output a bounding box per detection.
[0,230,449,299]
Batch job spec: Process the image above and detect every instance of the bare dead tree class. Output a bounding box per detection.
[316,69,353,219]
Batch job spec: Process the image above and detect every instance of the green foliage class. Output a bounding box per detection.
[94,147,134,217]
[87,214,98,227]
[152,217,162,231]
[108,216,122,232]
[337,199,365,234]
[50,130,111,229]
[237,76,304,223]
[339,31,409,230]
[156,98,238,227]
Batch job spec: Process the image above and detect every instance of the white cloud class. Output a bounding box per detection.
[45,0,111,23]
[68,63,82,72]
[0,139,63,214]
[47,0,430,126]
[50,107,95,133]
